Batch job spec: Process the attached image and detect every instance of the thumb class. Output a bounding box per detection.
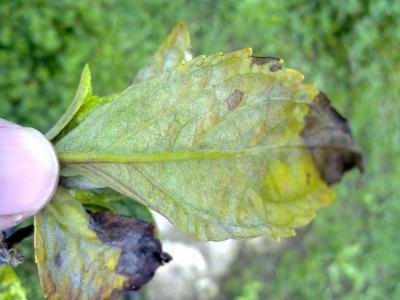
[0,118,59,230]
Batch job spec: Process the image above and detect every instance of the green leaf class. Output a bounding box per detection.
[71,189,154,223]
[56,49,361,241]
[0,264,27,300]
[133,21,192,83]
[46,64,92,140]
[34,188,170,300]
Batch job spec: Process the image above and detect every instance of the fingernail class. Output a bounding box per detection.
[0,121,59,224]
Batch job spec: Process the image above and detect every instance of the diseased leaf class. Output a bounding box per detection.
[0,264,27,300]
[133,21,192,83]
[56,48,361,241]
[34,188,170,300]
[46,65,92,140]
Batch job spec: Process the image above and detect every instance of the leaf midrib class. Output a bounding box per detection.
[58,143,360,164]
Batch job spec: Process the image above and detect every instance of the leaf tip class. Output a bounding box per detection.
[174,20,189,33]
[301,92,364,185]
[81,63,92,94]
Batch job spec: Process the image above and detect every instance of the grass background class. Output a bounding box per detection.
[1,0,399,299]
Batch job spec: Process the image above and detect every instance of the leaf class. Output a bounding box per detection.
[56,49,361,241]
[133,21,192,83]
[46,64,92,140]
[34,188,170,300]
[71,189,154,223]
[0,264,27,300]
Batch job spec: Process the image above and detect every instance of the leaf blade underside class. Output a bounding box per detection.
[55,48,347,241]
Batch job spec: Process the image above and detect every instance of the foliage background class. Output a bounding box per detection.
[0,0,399,299]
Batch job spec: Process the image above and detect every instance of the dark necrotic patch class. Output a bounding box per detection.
[89,211,171,292]
[250,56,283,71]
[226,89,244,111]
[300,92,363,184]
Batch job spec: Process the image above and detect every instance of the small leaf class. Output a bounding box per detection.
[133,21,192,83]
[0,264,27,300]
[46,64,92,140]
[34,188,170,300]
[56,49,361,241]
[72,189,154,223]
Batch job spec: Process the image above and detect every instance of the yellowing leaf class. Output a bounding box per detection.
[34,188,170,300]
[133,21,192,83]
[55,48,361,241]
[0,264,27,300]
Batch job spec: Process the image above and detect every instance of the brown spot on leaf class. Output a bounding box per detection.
[301,92,363,184]
[90,211,171,292]
[250,56,283,71]
[226,89,244,111]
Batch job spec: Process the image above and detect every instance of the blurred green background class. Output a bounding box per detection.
[1,0,399,299]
